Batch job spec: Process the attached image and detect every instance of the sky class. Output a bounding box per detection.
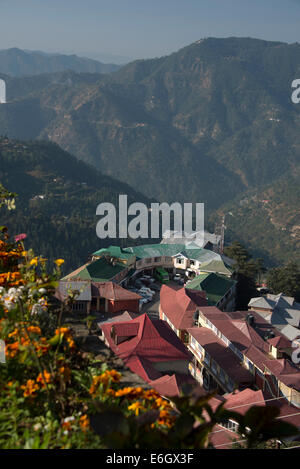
[0,0,300,63]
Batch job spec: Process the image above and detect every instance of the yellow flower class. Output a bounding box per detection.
[29,257,38,266]
[54,259,64,267]
[128,401,145,416]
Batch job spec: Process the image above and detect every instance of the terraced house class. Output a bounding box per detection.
[187,307,300,407]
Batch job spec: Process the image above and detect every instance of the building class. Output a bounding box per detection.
[206,387,300,448]
[188,325,254,393]
[93,243,233,278]
[248,293,300,344]
[63,256,132,284]
[58,280,141,314]
[185,272,236,310]
[161,230,221,251]
[159,284,207,342]
[101,313,197,397]
[187,306,300,407]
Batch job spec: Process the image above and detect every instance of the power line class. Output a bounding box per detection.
[209,409,300,440]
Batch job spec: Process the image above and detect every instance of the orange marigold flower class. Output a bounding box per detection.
[55,327,71,337]
[26,326,41,335]
[21,379,39,398]
[79,414,90,431]
[36,370,52,388]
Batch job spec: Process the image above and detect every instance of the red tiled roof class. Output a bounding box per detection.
[149,373,199,397]
[126,355,162,382]
[209,387,300,448]
[268,335,291,349]
[264,359,300,391]
[98,310,138,327]
[102,313,192,366]
[199,307,300,392]
[231,310,292,350]
[160,284,207,330]
[187,327,253,384]
[91,281,141,300]
[211,388,266,415]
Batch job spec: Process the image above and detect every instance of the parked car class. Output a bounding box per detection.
[140,275,155,283]
[140,277,155,285]
[135,279,144,288]
[139,286,155,296]
[173,273,182,282]
[139,292,152,302]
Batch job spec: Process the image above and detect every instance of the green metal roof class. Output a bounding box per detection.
[198,259,232,276]
[123,243,185,259]
[93,245,135,261]
[186,272,236,306]
[71,257,126,282]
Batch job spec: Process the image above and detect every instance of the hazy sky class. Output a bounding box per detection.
[1,0,300,63]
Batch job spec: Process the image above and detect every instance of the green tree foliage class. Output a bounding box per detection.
[0,138,154,274]
[267,262,300,302]
[224,242,265,309]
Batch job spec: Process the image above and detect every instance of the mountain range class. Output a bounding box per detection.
[0,37,299,266]
[0,48,121,76]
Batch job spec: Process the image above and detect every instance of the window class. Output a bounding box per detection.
[220,419,239,432]
[204,352,210,365]
[245,358,254,374]
[190,260,195,266]
[227,378,234,392]
[176,258,183,264]
[197,342,203,353]
[155,257,161,262]
[206,319,213,329]
[219,368,226,383]
[235,348,244,362]
[211,359,218,375]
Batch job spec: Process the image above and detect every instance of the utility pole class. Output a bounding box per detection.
[215,213,226,254]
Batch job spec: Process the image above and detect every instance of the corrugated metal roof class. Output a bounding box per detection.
[160,284,207,330]
[59,281,91,301]
[186,273,235,305]
[71,257,126,282]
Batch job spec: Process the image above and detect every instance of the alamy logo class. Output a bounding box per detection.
[0,340,5,363]
[291,342,300,364]
[0,79,6,104]
[291,79,300,104]
[96,195,204,245]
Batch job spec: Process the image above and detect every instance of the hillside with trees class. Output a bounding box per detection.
[0,138,153,274]
[1,38,299,211]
